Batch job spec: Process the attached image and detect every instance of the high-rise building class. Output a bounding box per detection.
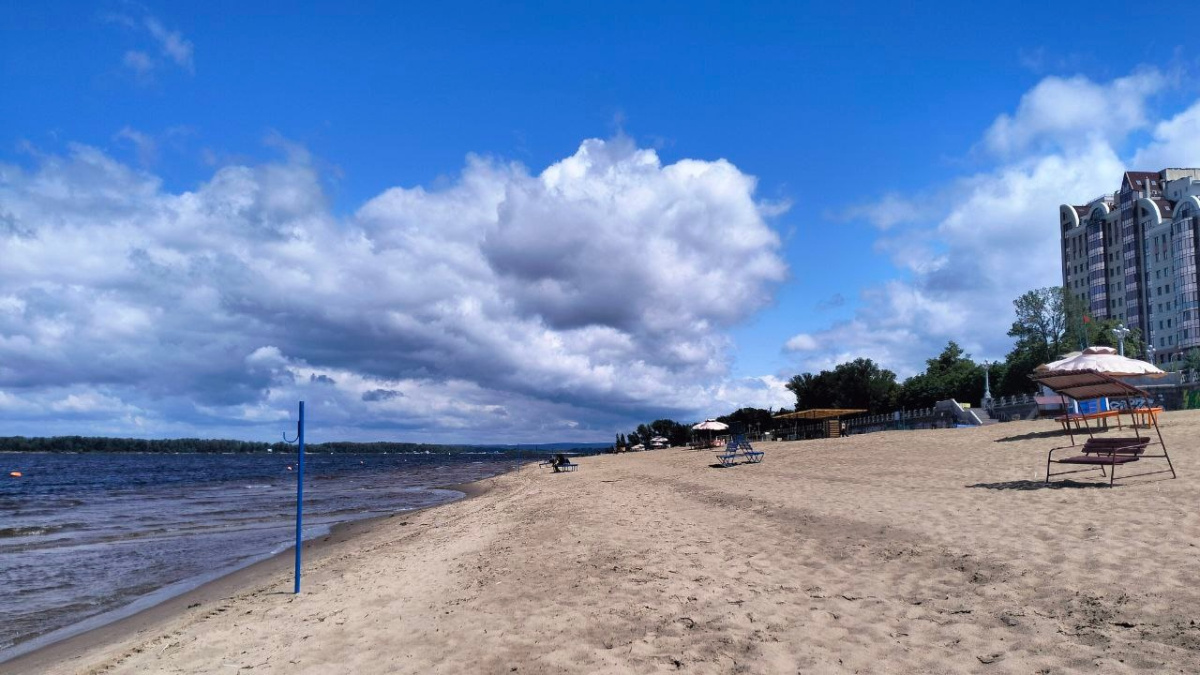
[1059,169,1200,364]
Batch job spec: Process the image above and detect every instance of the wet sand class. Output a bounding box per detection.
[6,414,1200,674]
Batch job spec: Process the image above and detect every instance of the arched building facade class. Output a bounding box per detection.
[1060,169,1200,364]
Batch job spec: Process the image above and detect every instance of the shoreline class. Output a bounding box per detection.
[8,418,1200,673]
[0,476,499,674]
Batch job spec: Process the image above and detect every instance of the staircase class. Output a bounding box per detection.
[971,407,999,426]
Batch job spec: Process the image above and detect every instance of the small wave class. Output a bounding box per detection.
[0,524,73,539]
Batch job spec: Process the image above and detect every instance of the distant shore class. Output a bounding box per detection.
[8,416,1200,673]
[0,436,611,455]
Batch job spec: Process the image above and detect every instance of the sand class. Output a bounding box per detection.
[6,412,1200,674]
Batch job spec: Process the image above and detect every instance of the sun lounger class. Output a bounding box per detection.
[1046,436,1170,486]
[715,435,764,466]
[554,461,578,472]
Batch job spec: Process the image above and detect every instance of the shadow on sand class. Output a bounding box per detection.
[993,429,1077,443]
[966,479,1109,490]
[969,470,1176,490]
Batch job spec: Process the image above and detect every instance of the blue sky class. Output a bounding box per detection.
[3,2,1200,442]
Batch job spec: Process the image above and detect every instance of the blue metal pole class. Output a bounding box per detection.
[294,401,305,594]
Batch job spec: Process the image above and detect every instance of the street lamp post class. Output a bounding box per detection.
[982,360,993,409]
[1113,323,1132,357]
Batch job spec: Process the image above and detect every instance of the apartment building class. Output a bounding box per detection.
[1059,169,1200,364]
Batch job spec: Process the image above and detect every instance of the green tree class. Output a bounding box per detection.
[898,341,982,408]
[999,286,1087,396]
[1009,287,1068,360]
[786,358,898,413]
[649,419,691,447]
[1185,348,1200,373]
[716,408,778,436]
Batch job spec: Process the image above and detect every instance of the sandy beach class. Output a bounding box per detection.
[7,413,1200,674]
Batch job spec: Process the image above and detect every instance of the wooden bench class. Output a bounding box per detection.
[1127,406,1163,428]
[1055,409,1123,432]
[540,459,578,472]
[1046,436,1153,486]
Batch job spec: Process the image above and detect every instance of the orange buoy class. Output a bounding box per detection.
[8,471,21,477]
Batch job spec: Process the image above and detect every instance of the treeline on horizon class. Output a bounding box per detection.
[0,436,607,455]
[619,286,1200,443]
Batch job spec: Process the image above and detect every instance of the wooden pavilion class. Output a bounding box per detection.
[774,408,868,439]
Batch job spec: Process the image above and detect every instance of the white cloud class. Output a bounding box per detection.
[1131,100,1200,169]
[112,13,194,78]
[784,333,818,351]
[115,126,157,166]
[50,392,138,415]
[982,70,1165,157]
[143,17,194,73]
[0,137,788,441]
[789,70,1175,379]
[122,50,154,77]
[840,192,931,230]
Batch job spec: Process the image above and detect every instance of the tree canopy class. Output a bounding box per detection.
[896,341,983,409]
[785,358,899,413]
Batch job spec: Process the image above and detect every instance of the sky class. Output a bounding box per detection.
[3,1,1200,443]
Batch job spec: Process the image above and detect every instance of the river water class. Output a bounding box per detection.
[0,450,523,661]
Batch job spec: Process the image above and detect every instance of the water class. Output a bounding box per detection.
[0,450,521,660]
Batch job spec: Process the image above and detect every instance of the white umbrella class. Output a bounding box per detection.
[1035,351,1082,372]
[1038,346,1165,378]
[691,419,728,449]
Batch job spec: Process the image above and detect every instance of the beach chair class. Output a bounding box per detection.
[731,435,763,463]
[717,450,740,467]
[1046,436,1171,486]
[556,461,578,472]
[1032,369,1178,487]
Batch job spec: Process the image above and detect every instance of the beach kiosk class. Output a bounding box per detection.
[774,408,867,440]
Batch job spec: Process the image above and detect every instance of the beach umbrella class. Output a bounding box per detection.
[1037,346,1165,377]
[1035,351,1081,373]
[1035,346,1164,414]
[691,419,728,448]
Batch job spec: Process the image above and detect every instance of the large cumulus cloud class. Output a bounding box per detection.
[0,137,789,441]
[786,68,1198,378]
